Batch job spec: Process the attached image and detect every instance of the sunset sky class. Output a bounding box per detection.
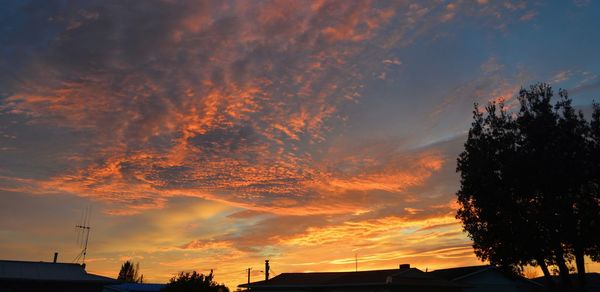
[1,0,600,288]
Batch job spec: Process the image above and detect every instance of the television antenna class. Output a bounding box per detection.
[74,205,92,265]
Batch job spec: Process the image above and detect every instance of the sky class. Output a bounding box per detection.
[1,0,600,288]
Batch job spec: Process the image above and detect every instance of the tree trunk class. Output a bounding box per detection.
[555,253,573,291]
[574,246,587,291]
[537,258,556,291]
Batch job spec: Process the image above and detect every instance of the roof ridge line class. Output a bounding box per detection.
[452,266,494,281]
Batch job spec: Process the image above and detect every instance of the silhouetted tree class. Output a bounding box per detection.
[162,270,229,292]
[457,83,600,291]
[585,103,600,263]
[117,260,143,283]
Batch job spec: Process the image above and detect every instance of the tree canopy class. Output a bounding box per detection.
[456,83,600,291]
[161,270,229,292]
[117,260,144,283]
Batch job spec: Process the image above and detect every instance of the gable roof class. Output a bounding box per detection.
[239,267,462,289]
[430,265,493,281]
[0,260,117,283]
[104,283,166,292]
[431,265,543,288]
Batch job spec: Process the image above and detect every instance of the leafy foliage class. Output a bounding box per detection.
[162,270,229,292]
[117,260,143,283]
[456,83,600,289]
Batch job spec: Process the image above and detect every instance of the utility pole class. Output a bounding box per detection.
[247,268,251,286]
[265,260,270,281]
[355,254,357,272]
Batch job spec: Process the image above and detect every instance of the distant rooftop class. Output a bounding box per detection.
[104,283,166,292]
[239,266,462,289]
[429,265,493,281]
[431,264,544,290]
[0,259,117,283]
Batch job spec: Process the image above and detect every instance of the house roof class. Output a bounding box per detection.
[431,265,543,288]
[104,283,166,292]
[239,267,462,289]
[429,265,493,281]
[0,259,117,283]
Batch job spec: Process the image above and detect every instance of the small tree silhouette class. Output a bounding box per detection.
[162,270,229,292]
[117,260,143,283]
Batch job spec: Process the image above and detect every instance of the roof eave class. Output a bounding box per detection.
[240,282,464,289]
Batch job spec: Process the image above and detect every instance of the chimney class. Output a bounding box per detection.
[399,264,410,269]
[53,252,58,263]
[265,260,270,281]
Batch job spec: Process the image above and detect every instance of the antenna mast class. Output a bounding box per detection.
[74,205,92,265]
